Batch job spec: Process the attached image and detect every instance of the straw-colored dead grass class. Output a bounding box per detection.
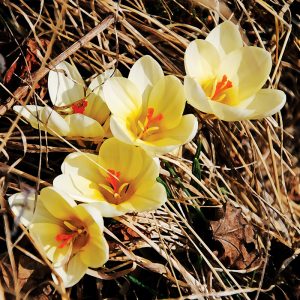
[0,0,298,299]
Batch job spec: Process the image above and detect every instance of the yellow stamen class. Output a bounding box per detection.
[63,221,77,231]
[137,107,163,139]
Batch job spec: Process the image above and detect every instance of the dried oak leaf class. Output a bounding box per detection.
[210,202,261,269]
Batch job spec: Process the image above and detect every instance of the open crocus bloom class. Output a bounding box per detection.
[102,55,198,155]
[53,138,167,217]
[184,21,286,121]
[13,61,117,138]
[8,187,109,287]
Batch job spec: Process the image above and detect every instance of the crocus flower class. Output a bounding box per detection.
[8,187,109,287]
[53,138,167,217]
[102,55,198,155]
[14,61,118,138]
[184,21,286,121]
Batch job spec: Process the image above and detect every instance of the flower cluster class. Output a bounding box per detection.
[9,21,286,288]
[8,137,166,287]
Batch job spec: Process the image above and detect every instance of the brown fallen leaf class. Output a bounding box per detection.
[18,257,35,292]
[3,58,18,84]
[0,253,51,297]
[4,39,49,86]
[121,227,141,241]
[0,259,13,290]
[210,202,261,269]
[108,223,142,241]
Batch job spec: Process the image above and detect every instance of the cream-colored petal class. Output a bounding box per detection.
[60,152,101,182]
[85,93,110,125]
[98,137,146,181]
[160,114,198,144]
[53,174,104,203]
[184,39,220,81]
[13,105,43,129]
[88,69,122,97]
[31,198,61,225]
[110,116,136,144]
[102,116,112,137]
[56,61,85,85]
[79,221,109,268]
[39,187,76,220]
[29,223,62,261]
[71,204,99,227]
[64,114,105,138]
[218,46,272,101]
[140,114,198,155]
[39,106,70,136]
[8,191,36,227]
[184,76,214,114]
[206,21,243,57]
[77,204,104,230]
[128,55,164,99]
[246,89,286,119]
[31,204,61,225]
[80,236,109,268]
[147,75,185,129]
[48,61,85,107]
[119,181,167,213]
[14,105,70,136]
[209,100,254,121]
[53,254,87,288]
[8,191,58,226]
[86,202,126,217]
[134,155,160,185]
[103,77,142,118]
[85,69,118,124]
[53,174,86,199]
[136,139,178,156]
[52,242,74,267]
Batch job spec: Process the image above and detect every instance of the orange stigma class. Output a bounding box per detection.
[99,169,130,203]
[55,232,75,248]
[71,98,88,114]
[145,108,163,129]
[106,169,121,193]
[211,75,232,100]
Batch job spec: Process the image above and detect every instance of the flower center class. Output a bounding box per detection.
[99,169,131,204]
[211,75,233,101]
[71,98,88,114]
[137,107,163,139]
[55,220,87,248]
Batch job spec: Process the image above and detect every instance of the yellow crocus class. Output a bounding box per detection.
[53,138,167,217]
[102,55,198,155]
[13,61,118,138]
[8,187,109,287]
[184,21,286,121]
